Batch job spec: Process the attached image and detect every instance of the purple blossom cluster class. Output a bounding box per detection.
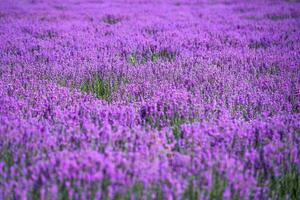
[0,0,300,199]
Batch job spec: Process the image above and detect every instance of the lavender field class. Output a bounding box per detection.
[0,0,300,199]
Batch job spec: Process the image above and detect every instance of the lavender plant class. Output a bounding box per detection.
[0,0,299,199]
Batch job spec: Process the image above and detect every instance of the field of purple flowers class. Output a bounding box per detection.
[0,0,300,199]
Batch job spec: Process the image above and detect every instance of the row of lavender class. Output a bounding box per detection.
[0,0,299,199]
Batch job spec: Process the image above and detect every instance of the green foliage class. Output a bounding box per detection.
[171,115,186,140]
[248,41,268,49]
[142,112,190,136]
[157,49,176,61]
[128,54,137,65]
[101,178,110,200]
[30,186,41,200]
[80,76,115,101]
[102,15,121,25]
[131,182,144,199]
[114,182,163,200]
[182,177,199,200]
[266,14,290,21]
[287,94,300,114]
[0,148,14,169]
[111,182,163,200]
[172,125,182,140]
[147,185,164,200]
[231,104,250,121]
[127,49,177,65]
[209,170,227,200]
[268,165,300,200]
[58,183,69,200]
[151,53,160,62]
[118,182,144,200]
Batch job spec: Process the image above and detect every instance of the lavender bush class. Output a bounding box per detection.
[0,0,299,199]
